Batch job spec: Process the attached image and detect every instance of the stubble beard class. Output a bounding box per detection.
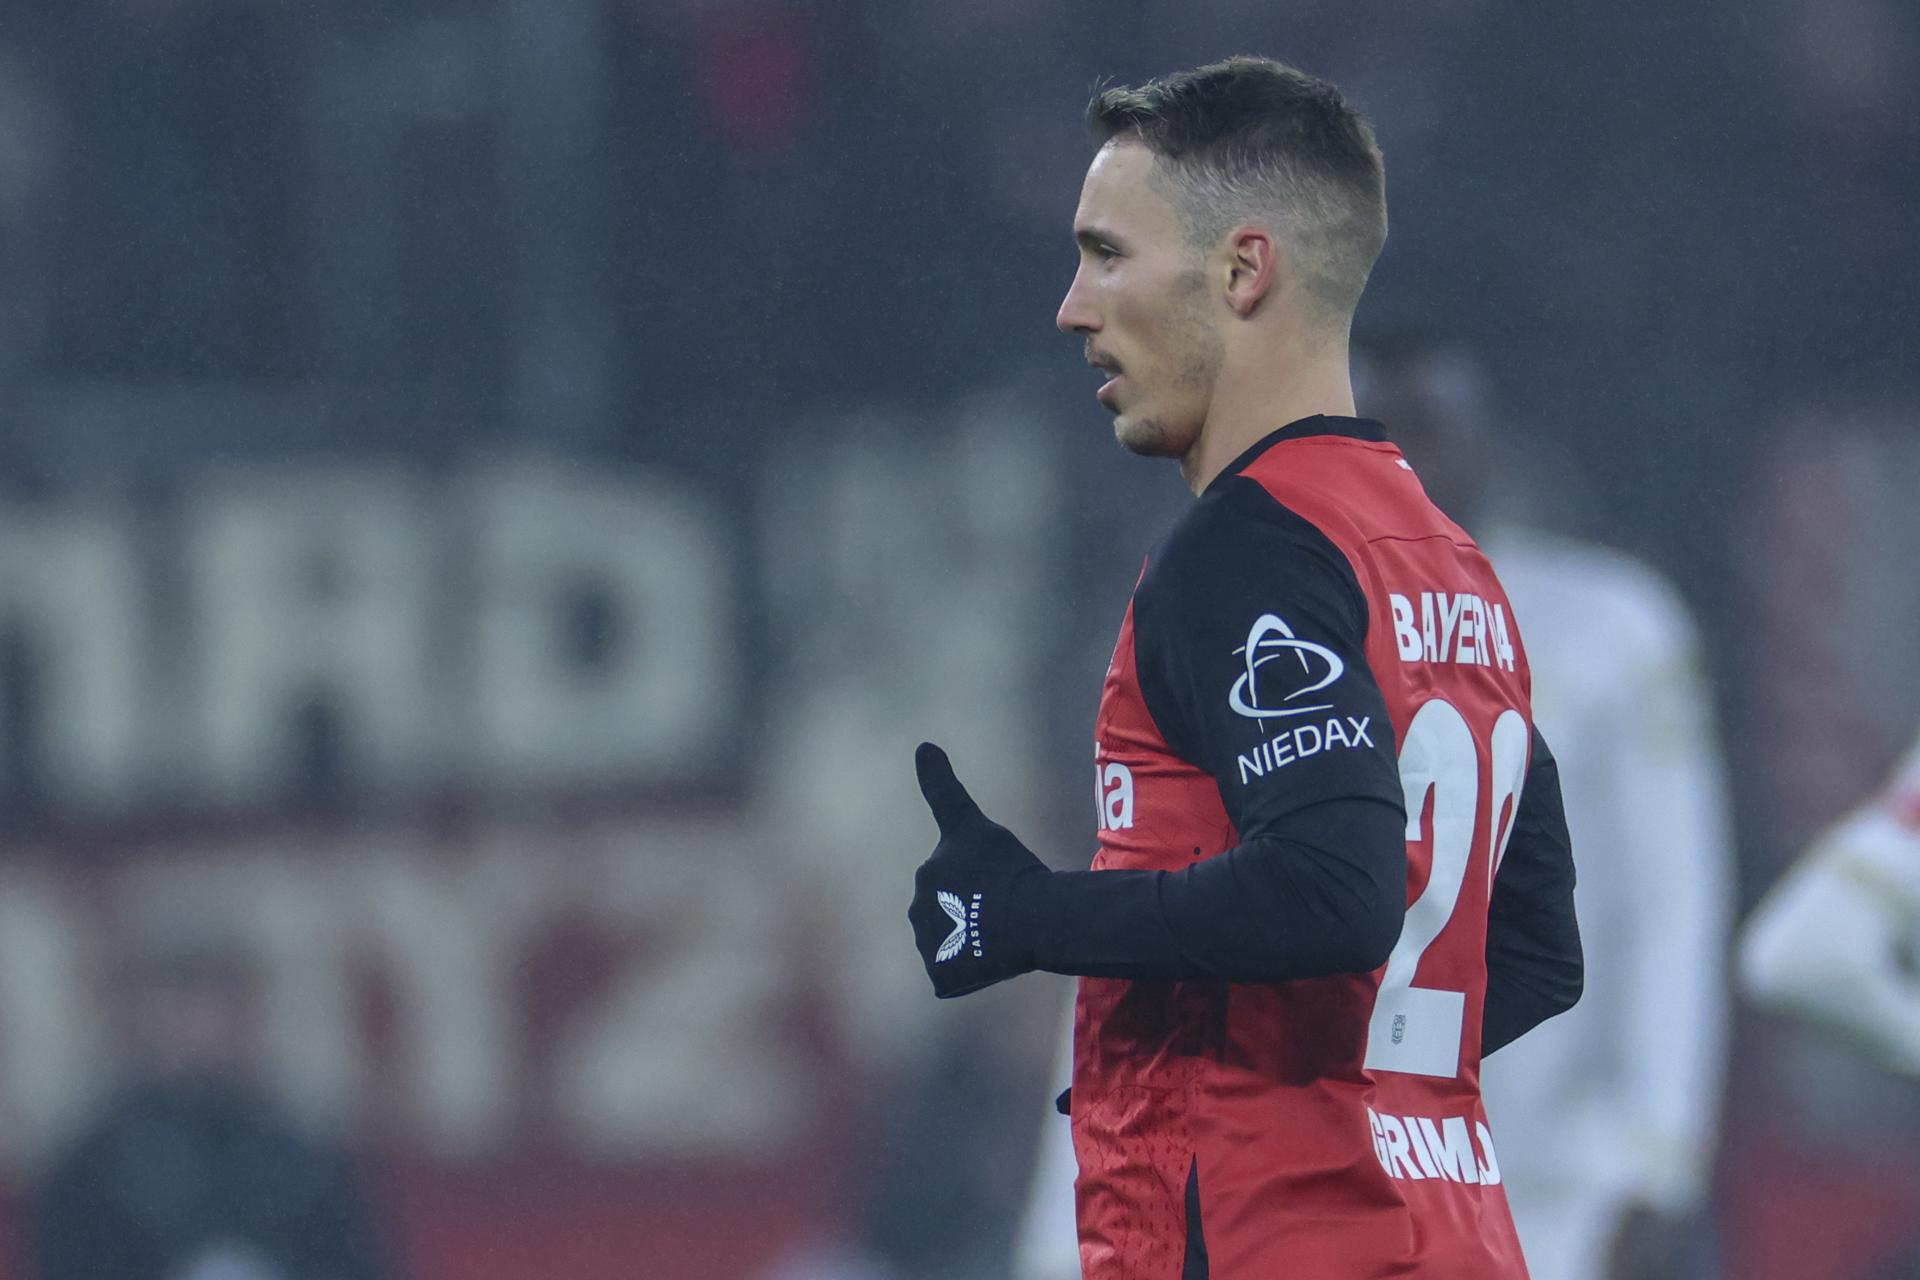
[1114,413,1177,458]
[1115,279,1222,464]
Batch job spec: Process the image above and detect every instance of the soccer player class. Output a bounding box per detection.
[904,59,1582,1279]
[1741,725,1920,1077]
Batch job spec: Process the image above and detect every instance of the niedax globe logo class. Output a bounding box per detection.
[1229,613,1346,720]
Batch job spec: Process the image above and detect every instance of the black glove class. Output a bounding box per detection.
[907,742,1053,998]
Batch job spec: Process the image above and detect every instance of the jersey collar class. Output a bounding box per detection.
[1206,416,1392,494]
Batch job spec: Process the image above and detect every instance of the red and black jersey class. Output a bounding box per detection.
[1064,416,1578,1280]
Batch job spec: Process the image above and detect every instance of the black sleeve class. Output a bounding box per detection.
[1028,477,1409,983]
[1481,726,1583,1055]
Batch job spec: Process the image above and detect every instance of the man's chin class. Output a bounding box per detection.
[1113,414,1181,459]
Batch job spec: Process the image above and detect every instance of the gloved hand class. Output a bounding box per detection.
[907,742,1053,998]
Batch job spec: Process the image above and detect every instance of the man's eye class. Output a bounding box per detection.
[1095,244,1120,262]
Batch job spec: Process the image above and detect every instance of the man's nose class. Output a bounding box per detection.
[1056,269,1097,335]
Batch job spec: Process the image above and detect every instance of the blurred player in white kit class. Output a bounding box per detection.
[1742,729,1920,1076]
[1012,335,1736,1280]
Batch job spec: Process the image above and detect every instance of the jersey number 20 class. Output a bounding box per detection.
[1363,699,1530,1079]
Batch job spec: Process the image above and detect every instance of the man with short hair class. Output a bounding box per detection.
[905,59,1581,1278]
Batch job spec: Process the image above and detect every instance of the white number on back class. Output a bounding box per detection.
[1363,700,1529,1079]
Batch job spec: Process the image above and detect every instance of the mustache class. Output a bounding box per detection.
[1084,344,1121,373]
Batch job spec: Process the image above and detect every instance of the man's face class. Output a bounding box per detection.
[1056,142,1223,461]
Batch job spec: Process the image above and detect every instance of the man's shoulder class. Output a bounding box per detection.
[1142,475,1349,603]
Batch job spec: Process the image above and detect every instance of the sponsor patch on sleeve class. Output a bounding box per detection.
[1228,612,1373,785]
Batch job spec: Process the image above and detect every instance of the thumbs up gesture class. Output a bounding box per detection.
[908,743,1054,998]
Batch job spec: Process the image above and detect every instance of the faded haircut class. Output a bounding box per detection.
[1088,57,1388,323]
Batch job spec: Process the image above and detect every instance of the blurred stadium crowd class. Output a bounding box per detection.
[0,2,1917,1279]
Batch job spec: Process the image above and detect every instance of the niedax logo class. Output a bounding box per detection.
[1229,613,1346,720]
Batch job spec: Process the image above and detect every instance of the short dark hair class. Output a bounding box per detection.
[1088,57,1388,321]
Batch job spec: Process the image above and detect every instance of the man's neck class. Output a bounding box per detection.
[1180,355,1357,495]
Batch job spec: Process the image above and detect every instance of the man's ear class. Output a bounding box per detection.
[1223,226,1279,317]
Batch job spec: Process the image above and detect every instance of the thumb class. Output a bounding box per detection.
[915,742,984,835]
